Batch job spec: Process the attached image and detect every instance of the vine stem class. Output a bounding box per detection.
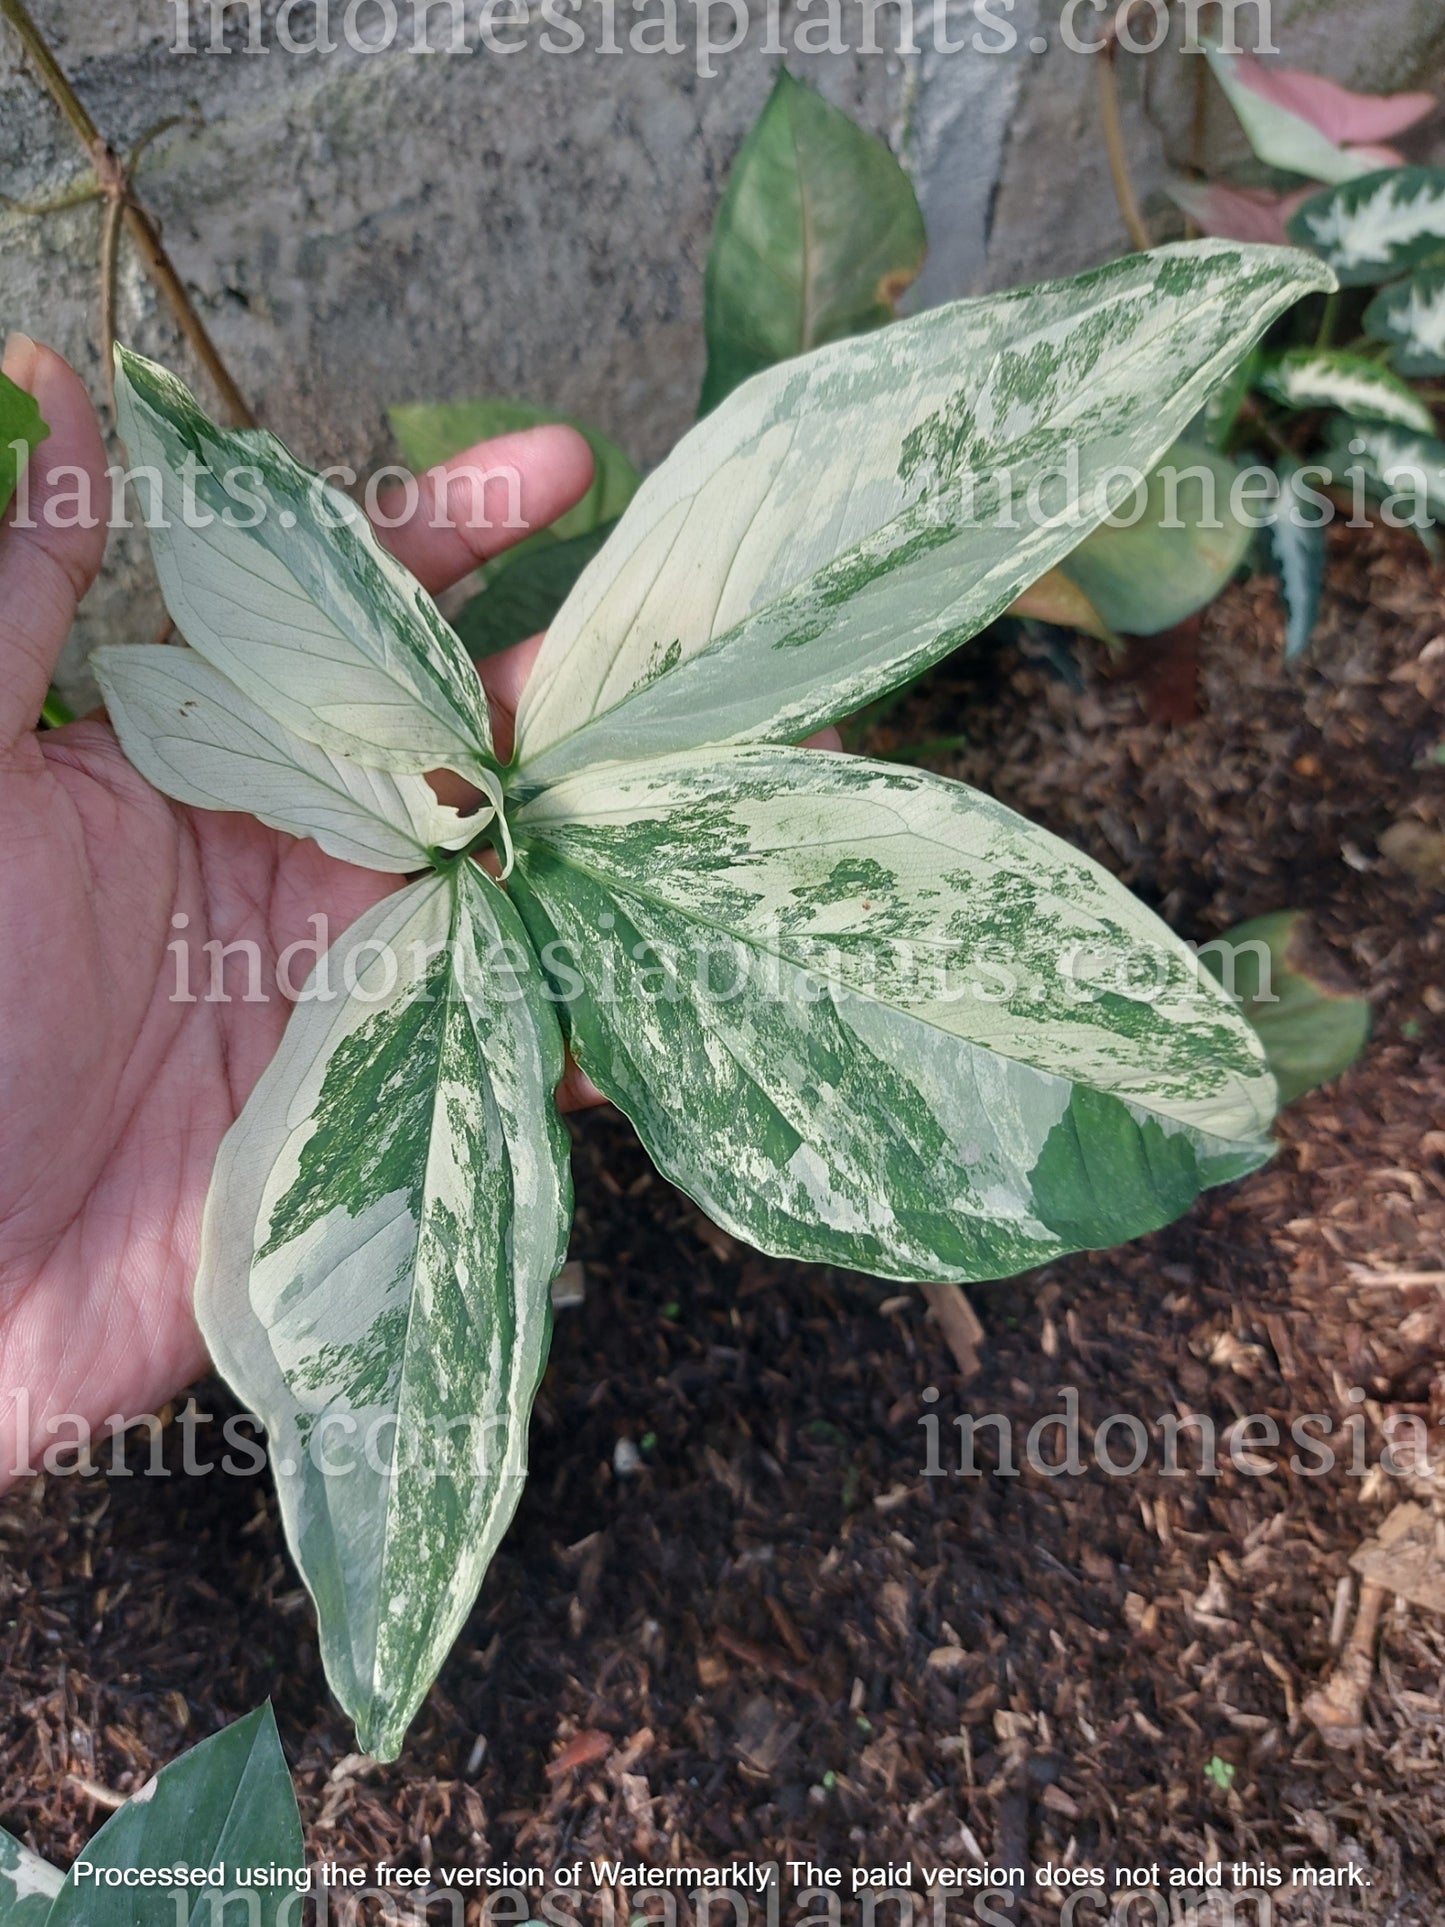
[0,0,256,428]
[1098,36,1154,253]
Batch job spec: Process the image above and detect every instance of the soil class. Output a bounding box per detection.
[2,522,1444,1924]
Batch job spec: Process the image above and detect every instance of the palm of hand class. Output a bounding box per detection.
[0,339,597,1477]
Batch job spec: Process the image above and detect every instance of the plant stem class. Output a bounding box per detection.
[0,0,256,429]
[1099,42,1153,254]
[1315,289,1341,350]
[40,689,73,727]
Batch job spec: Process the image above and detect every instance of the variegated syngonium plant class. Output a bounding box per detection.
[94,238,1330,1760]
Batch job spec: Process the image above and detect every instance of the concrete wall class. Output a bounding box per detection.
[3,0,1442,700]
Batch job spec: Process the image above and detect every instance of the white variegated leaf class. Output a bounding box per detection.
[94,645,479,872]
[511,748,1276,1283]
[1202,41,1380,186]
[114,346,496,780]
[1328,421,1445,520]
[1264,460,1328,661]
[1364,264,1445,376]
[1256,349,1435,433]
[196,867,571,1760]
[0,1829,61,1927]
[511,243,1332,786]
[1289,167,1445,286]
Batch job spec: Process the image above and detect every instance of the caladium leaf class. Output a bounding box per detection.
[1289,167,1445,286]
[46,1705,303,1927]
[1363,264,1445,376]
[511,747,1276,1282]
[196,866,570,1760]
[1256,348,1435,433]
[0,370,47,521]
[113,346,497,781]
[1263,460,1328,661]
[0,1830,61,1926]
[1057,442,1252,637]
[388,397,639,543]
[1202,42,1392,185]
[1203,911,1369,1105]
[699,69,926,416]
[94,645,477,871]
[454,520,618,660]
[513,243,1333,786]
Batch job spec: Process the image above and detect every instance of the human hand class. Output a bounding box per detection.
[0,338,607,1483]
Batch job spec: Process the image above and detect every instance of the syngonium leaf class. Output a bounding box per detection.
[94,645,478,871]
[1256,348,1436,434]
[512,242,1335,788]
[1202,41,1394,186]
[113,346,497,783]
[46,1705,303,1927]
[196,865,571,1761]
[1202,911,1369,1105]
[0,1830,61,1927]
[1364,264,1445,376]
[510,747,1276,1282]
[699,68,926,416]
[1289,167,1445,286]
[0,370,47,521]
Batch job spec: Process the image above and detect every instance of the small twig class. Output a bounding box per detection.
[1301,1580,1387,1748]
[0,0,255,428]
[1098,33,1154,253]
[920,1281,986,1380]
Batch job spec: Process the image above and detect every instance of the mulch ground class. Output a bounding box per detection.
[2,522,1443,1924]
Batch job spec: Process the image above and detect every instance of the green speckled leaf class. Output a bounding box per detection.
[1364,265,1445,376]
[700,69,926,415]
[196,868,571,1760]
[114,346,496,781]
[46,1705,303,1927]
[512,243,1332,787]
[512,747,1276,1281]
[94,645,478,871]
[0,370,47,522]
[1256,348,1435,433]
[0,1829,60,1926]
[1289,167,1445,286]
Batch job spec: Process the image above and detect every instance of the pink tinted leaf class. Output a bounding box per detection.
[1229,54,1434,146]
[1167,179,1293,245]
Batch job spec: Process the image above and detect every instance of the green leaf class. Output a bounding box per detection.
[46,1705,303,1927]
[114,346,496,782]
[1057,443,1253,637]
[1263,459,1328,660]
[699,69,926,415]
[196,867,571,1760]
[0,1829,61,1926]
[388,398,639,543]
[511,746,1275,1283]
[512,242,1333,788]
[454,521,618,660]
[0,370,47,521]
[1202,911,1369,1105]
[1256,348,1435,433]
[94,645,478,870]
[1363,264,1445,376]
[1199,348,1259,451]
[1202,41,1380,186]
[1289,167,1445,286]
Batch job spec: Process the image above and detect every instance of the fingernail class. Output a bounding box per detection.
[2,332,39,389]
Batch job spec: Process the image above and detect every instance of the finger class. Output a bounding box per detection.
[0,338,108,748]
[373,427,594,596]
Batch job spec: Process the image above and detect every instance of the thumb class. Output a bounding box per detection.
[0,337,108,748]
